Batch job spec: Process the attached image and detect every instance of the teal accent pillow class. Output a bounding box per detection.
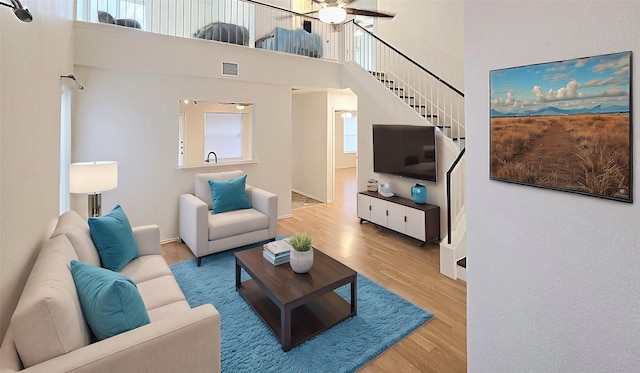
[208,174,252,214]
[70,260,150,341]
[88,204,139,271]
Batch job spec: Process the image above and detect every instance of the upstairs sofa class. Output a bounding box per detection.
[179,170,278,266]
[0,209,221,372]
[97,10,141,29]
[193,22,250,46]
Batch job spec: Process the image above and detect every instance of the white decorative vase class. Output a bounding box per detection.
[290,248,314,273]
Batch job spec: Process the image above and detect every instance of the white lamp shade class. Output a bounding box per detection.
[319,6,347,24]
[70,161,118,194]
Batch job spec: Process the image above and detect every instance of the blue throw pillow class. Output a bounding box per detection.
[70,260,150,341]
[208,174,252,214]
[88,204,139,271]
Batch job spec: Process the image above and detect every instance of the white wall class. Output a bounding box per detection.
[0,0,74,340]
[465,1,640,372]
[377,0,464,91]
[292,91,328,202]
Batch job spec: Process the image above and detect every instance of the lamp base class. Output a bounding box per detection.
[88,193,102,217]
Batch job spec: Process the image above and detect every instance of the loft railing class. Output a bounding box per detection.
[342,20,465,146]
[76,0,343,61]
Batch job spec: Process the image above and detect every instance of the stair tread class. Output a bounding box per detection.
[456,257,466,268]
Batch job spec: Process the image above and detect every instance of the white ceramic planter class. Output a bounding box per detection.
[290,248,314,273]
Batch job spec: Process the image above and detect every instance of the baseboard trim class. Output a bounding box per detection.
[161,238,181,244]
[291,188,324,203]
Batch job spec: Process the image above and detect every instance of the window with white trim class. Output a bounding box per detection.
[204,112,253,162]
[343,115,357,154]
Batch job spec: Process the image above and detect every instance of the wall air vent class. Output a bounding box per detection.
[221,62,239,76]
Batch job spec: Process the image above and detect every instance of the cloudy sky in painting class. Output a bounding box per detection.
[490,51,630,115]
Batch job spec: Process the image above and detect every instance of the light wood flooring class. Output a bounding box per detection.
[161,167,467,372]
[291,191,323,209]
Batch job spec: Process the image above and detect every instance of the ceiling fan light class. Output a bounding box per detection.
[319,6,346,24]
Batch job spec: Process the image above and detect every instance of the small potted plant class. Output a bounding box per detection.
[288,232,313,273]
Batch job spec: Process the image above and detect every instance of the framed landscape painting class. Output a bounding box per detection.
[490,51,632,203]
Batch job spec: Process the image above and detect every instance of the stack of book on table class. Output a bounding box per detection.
[263,240,292,266]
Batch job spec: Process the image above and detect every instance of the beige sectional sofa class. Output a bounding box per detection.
[0,210,221,372]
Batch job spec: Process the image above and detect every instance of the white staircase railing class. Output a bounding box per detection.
[441,150,467,281]
[342,20,465,146]
[447,149,466,245]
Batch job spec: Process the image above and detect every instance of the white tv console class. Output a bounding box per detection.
[357,191,440,245]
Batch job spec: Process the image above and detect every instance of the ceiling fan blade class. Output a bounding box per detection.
[345,8,395,18]
[276,12,317,19]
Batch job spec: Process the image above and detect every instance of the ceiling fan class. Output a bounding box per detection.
[0,0,32,22]
[309,0,395,24]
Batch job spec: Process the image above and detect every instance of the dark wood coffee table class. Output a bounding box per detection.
[235,246,357,351]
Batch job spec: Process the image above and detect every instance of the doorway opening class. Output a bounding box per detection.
[290,88,357,212]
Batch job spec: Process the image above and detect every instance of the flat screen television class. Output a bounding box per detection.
[372,124,437,183]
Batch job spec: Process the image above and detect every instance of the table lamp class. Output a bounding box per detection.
[70,161,118,217]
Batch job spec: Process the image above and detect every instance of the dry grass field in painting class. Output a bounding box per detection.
[490,113,631,200]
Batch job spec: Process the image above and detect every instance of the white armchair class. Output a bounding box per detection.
[179,171,278,266]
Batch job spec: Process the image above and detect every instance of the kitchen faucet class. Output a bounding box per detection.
[205,151,218,164]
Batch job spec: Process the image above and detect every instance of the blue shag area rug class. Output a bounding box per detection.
[170,242,434,373]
